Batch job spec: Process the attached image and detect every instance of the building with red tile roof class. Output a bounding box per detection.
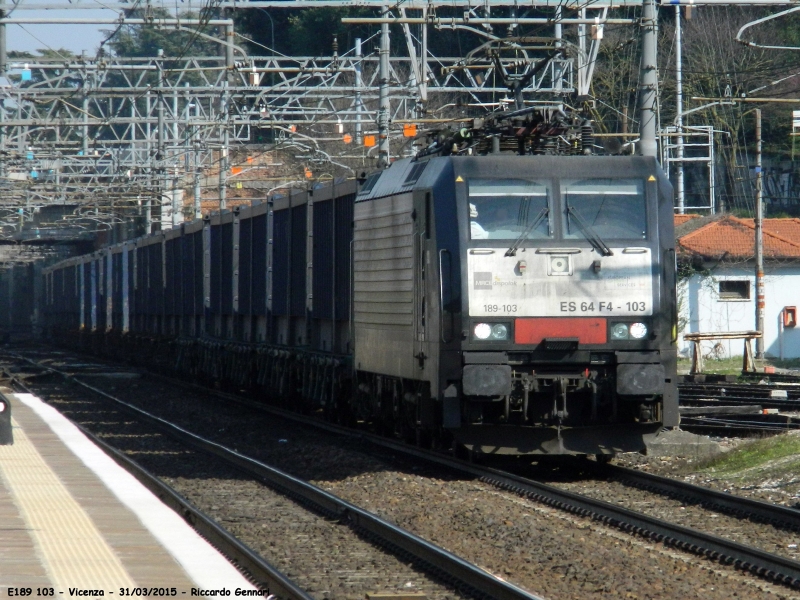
[674,213,700,227]
[677,215,800,262]
[677,215,800,359]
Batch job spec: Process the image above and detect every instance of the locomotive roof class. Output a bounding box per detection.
[356,154,666,203]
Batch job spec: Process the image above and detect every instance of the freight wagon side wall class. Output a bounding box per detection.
[0,264,35,337]
[41,179,357,417]
[271,190,308,347]
[309,184,355,355]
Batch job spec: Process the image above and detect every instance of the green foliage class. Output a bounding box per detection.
[9,49,75,59]
[677,255,710,282]
[286,8,364,56]
[236,6,486,62]
[236,7,374,57]
[105,9,218,58]
[698,433,800,475]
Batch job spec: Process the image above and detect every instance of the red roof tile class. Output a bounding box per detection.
[674,214,700,226]
[678,216,800,260]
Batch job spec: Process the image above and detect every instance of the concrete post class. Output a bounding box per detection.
[638,0,658,158]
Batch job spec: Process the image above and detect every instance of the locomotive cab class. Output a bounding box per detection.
[450,155,678,455]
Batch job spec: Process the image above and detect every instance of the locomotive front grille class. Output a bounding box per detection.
[542,337,580,351]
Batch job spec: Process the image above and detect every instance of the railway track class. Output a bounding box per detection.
[596,463,800,529]
[678,381,800,433]
[2,353,539,600]
[6,346,800,598]
[680,385,800,405]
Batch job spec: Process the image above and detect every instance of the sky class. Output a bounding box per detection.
[8,14,109,56]
[4,1,181,56]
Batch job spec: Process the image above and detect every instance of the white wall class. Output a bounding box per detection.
[679,264,800,359]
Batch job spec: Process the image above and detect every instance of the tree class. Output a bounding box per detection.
[104,8,218,59]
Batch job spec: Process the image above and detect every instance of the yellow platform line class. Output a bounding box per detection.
[0,418,136,591]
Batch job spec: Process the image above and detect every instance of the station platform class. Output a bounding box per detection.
[0,390,257,594]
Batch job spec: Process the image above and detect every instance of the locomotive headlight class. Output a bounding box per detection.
[491,324,509,340]
[610,323,629,340]
[473,322,511,341]
[474,323,493,340]
[629,322,648,339]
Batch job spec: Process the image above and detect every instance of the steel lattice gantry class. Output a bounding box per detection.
[0,1,624,236]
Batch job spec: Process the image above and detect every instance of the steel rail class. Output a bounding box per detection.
[0,383,312,600]
[681,384,800,395]
[680,417,800,434]
[6,356,545,600]
[601,463,800,530]
[11,348,800,588]
[136,372,800,589]
[680,395,800,410]
[310,428,800,588]
[101,368,800,589]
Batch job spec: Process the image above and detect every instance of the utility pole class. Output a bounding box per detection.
[420,7,428,111]
[755,108,765,358]
[0,0,5,78]
[145,90,153,234]
[355,38,363,147]
[191,96,202,220]
[0,0,6,179]
[220,16,234,212]
[675,5,685,213]
[157,50,166,232]
[377,6,390,169]
[171,168,179,228]
[194,167,202,219]
[554,6,563,96]
[219,82,228,211]
[638,0,658,158]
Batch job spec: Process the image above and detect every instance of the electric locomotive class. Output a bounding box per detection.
[352,151,678,457]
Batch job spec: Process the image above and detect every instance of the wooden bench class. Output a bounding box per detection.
[683,330,763,374]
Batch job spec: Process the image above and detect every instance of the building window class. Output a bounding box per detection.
[718,280,750,301]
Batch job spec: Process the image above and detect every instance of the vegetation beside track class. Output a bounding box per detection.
[678,356,800,377]
[677,356,772,377]
[694,432,800,477]
[663,432,800,508]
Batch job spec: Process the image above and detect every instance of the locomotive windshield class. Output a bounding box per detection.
[562,179,646,239]
[468,179,551,240]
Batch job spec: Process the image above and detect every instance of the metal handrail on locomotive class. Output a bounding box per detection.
[42,109,678,458]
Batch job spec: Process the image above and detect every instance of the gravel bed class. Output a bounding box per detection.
[617,448,800,509]
[535,469,800,561]
[32,390,470,600]
[11,353,800,599]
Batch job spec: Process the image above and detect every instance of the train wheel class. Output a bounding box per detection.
[452,442,470,461]
[468,447,483,464]
[414,427,432,449]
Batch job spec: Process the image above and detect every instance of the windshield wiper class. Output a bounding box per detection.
[566,205,614,256]
[505,207,549,257]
